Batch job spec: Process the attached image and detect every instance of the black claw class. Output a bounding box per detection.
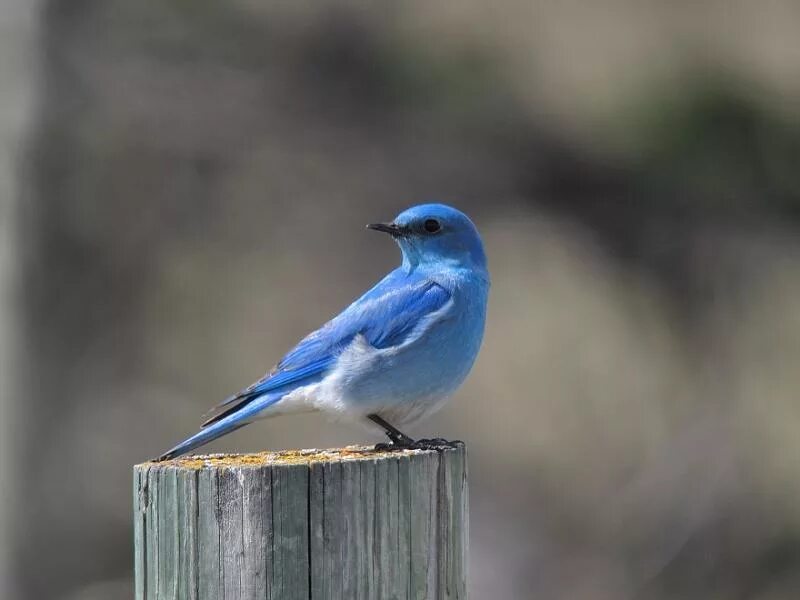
[374,441,414,451]
[374,438,463,452]
[407,438,461,450]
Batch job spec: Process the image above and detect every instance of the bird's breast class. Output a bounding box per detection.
[318,274,488,422]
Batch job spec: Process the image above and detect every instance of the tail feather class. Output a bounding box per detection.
[156,393,283,460]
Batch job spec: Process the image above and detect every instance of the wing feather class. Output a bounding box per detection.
[202,271,450,426]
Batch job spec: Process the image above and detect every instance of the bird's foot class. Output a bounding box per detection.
[409,437,462,450]
[374,433,415,451]
[373,442,398,451]
[374,438,462,451]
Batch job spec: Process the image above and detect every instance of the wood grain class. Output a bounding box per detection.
[134,444,467,599]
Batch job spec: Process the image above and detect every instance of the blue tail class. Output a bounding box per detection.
[157,393,282,460]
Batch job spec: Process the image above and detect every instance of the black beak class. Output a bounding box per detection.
[366,222,408,237]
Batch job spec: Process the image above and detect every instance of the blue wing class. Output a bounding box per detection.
[201,269,451,427]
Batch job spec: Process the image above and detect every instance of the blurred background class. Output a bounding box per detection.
[2,1,800,598]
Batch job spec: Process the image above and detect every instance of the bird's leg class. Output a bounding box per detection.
[368,415,463,451]
[368,414,415,448]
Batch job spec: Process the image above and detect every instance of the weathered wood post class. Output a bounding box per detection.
[133,444,467,599]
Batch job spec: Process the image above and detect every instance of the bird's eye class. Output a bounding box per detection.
[423,219,441,233]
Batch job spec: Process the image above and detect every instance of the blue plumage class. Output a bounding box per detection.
[159,203,489,460]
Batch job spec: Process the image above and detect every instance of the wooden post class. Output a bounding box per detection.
[133,444,468,599]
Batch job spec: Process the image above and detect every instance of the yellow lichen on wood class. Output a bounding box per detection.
[142,444,426,470]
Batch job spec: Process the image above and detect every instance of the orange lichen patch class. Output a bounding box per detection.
[139,445,435,470]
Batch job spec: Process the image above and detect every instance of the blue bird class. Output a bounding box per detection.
[158,203,489,460]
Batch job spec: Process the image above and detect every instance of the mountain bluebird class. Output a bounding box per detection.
[158,203,489,460]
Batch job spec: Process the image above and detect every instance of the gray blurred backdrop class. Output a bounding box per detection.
[2,1,800,599]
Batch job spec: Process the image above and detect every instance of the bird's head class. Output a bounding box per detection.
[368,203,487,273]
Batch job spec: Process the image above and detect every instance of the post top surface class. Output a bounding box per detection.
[137,443,464,470]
